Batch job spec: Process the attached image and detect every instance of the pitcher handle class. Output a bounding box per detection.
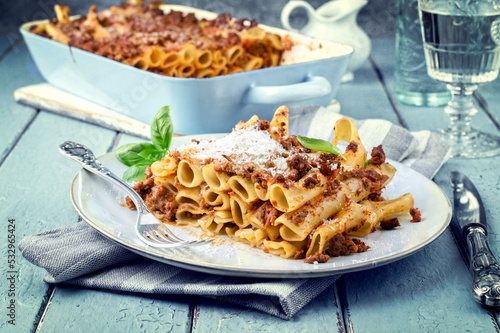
[280,0,316,32]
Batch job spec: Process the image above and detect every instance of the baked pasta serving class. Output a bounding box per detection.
[29,0,290,78]
[126,106,422,263]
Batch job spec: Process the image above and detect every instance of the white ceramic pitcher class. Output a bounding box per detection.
[281,0,371,81]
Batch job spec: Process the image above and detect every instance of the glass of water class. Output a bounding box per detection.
[418,0,500,158]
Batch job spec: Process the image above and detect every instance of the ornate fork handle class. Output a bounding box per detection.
[59,141,108,170]
[467,226,500,307]
[59,141,149,214]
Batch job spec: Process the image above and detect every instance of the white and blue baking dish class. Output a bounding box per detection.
[20,5,353,134]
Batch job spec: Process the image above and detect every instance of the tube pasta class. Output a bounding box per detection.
[177,160,204,188]
[269,105,289,140]
[349,193,414,237]
[151,155,178,177]
[269,171,327,212]
[45,22,70,44]
[33,1,288,78]
[228,176,259,203]
[233,228,268,247]
[227,45,244,65]
[214,210,233,224]
[160,52,181,69]
[83,5,110,41]
[230,195,251,228]
[175,205,205,226]
[54,5,71,25]
[199,211,224,236]
[263,240,306,259]
[125,106,420,263]
[154,174,178,195]
[332,118,367,168]
[244,55,264,71]
[202,164,231,191]
[145,46,165,67]
[180,44,197,64]
[175,187,203,208]
[194,49,213,69]
[306,193,415,257]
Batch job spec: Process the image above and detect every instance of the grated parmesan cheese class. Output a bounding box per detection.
[177,126,293,175]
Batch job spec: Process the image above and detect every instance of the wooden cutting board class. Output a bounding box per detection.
[14,83,151,139]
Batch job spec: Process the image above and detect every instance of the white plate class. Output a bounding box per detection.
[70,135,452,278]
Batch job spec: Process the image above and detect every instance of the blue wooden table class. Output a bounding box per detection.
[1,34,500,332]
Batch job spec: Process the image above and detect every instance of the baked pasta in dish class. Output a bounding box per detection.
[126,106,421,263]
[29,0,290,78]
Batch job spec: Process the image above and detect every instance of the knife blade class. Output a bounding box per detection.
[449,171,500,307]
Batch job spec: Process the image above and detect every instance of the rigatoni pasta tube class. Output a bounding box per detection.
[349,193,415,237]
[145,46,165,68]
[160,52,180,69]
[214,210,233,224]
[175,186,203,208]
[194,49,213,69]
[175,205,205,226]
[227,45,243,65]
[151,155,178,177]
[244,55,264,71]
[263,240,306,259]
[199,212,225,236]
[333,118,367,168]
[153,174,178,196]
[179,44,197,64]
[269,171,327,212]
[305,193,415,257]
[230,195,251,228]
[202,164,230,191]
[228,175,259,203]
[276,187,348,242]
[177,160,204,188]
[203,188,226,207]
[234,228,268,247]
[269,106,289,140]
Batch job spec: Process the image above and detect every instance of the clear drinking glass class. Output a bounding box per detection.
[417,0,500,158]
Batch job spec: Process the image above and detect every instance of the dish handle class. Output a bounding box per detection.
[244,76,331,105]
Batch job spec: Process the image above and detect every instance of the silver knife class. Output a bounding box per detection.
[449,171,500,307]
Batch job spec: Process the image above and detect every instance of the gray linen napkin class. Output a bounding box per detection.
[19,105,450,320]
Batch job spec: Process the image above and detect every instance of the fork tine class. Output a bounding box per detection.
[149,229,178,243]
[184,239,214,246]
[137,211,213,247]
[157,224,185,242]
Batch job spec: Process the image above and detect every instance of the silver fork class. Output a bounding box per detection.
[59,141,213,248]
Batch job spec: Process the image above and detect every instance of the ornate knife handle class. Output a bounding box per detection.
[466,226,500,307]
[58,141,148,213]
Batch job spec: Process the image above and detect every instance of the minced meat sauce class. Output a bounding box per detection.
[304,233,370,264]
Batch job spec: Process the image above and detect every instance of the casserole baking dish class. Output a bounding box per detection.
[20,4,353,134]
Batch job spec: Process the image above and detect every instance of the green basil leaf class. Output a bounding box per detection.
[297,136,345,159]
[122,164,148,183]
[137,148,165,162]
[115,142,160,166]
[151,106,173,151]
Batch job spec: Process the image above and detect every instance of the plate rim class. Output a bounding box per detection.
[70,138,452,278]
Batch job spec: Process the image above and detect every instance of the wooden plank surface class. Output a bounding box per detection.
[0,41,43,165]
[192,289,343,332]
[0,111,116,333]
